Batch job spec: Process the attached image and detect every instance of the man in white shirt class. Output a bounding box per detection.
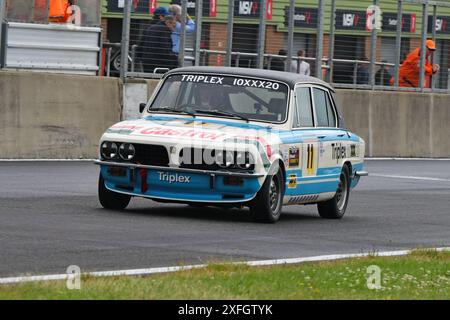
[290,50,310,76]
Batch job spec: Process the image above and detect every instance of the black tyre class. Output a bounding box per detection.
[98,174,131,210]
[250,169,284,223]
[317,165,350,219]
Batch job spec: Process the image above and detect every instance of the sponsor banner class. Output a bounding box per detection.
[382,13,416,33]
[185,0,214,17]
[335,9,367,30]
[108,0,152,14]
[428,15,450,34]
[283,7,318,28]
[234,0,271,19]
[107,0,213,17]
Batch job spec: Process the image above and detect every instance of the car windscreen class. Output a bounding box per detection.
[149,74,289,123]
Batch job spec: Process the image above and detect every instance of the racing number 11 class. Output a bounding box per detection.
[307,144,315,175]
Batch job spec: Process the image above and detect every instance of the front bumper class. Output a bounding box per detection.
[95,160,264,203]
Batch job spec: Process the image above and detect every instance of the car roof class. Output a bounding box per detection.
[166,66,334,91]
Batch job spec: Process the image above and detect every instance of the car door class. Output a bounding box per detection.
[284,85,320,203]
[310,86,349,193]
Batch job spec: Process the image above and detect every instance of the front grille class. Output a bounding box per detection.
[133,144,169,166]
[179,148,255,172]
[179,148,221,170]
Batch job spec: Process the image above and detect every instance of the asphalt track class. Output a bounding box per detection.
[0,160,449,277]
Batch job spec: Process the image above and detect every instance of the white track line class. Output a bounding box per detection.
[366,157,450,161]
[0,247,448,285]
[371,173,450,182]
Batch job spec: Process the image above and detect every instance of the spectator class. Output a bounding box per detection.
[393,40,440,88]
[270,49,287,71]
[356,56,369,85]
[375,60,392,86]
[168,4,196,62]
[48,0,72,23]
[151,6,169,23]
[137,12,178,73]
[290,50,310,76]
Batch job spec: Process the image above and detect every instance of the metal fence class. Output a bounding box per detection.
[0,0,102,74]
[111,0,450,93]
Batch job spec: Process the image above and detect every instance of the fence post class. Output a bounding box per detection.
[431,4,437,91]
[286,0,295,72]
[226,0,234,67]
[194,0,203,66]
[179,0,188,67]
[369,0,379,88]
[327,0,336,82]
[0,0,5,67]
[315,0,325,79]
[120,0,132,81]
[257,0,267,69]
[394,0,403,88]
[419,1,429,91]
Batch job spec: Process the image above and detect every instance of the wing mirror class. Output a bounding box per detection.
[139,103,147,113]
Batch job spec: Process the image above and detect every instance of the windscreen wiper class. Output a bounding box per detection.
[150,107,196,117]
[194,109,249,122]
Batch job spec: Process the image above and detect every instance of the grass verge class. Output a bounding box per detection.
[1,250,449,299]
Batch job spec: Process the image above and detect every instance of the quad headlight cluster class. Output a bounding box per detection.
[101,141,135,161]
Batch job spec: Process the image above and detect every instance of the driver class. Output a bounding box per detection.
[194,83,227,111]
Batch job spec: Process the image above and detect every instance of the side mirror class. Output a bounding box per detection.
[139,103,147,113]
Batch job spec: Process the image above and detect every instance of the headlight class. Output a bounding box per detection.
[119,143,135,160]
[215,150,225,167]
[237,152,253,169]
[101,141,118,159]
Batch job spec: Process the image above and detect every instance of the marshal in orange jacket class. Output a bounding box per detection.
[48,0,70,23]
[396,48,434,88]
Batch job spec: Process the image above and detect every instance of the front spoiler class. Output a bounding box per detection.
[94,160,264,178]
[95,160,264,203]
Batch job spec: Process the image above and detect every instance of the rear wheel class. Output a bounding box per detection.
[250,170,284,223]
[317,165,350,219]
[98,174,131,210]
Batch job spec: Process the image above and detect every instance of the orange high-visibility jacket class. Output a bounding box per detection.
[397,48,434,87]
[49,0,70,22]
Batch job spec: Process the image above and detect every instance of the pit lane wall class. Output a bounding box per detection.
[335,90,450,158]
[0,72,449,158]
[0,71,121,159]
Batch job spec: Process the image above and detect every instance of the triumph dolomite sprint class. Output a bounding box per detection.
[95,67,368,223]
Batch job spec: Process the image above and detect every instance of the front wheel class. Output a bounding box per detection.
[250,170,284,223]
[317,165,350,219]
[98,174,131,210]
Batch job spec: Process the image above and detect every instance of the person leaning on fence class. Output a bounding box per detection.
[356,56,369,85]
[375,60,392,86]
[168,4,196,63]
[269,49,287,72]
[290,50,310,76]
[137,10,178,73]
[391,40,440,88]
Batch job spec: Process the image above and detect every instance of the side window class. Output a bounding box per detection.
[325,92,336,127]
[312,88,336,127]
[294,87,314,127]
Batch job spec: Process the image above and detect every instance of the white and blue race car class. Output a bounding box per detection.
[96,67,367,223]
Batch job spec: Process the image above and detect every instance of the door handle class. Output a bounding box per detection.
[337,134,345,137]
[317,135,326,139]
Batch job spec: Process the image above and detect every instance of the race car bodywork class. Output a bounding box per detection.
[96,67,367,222]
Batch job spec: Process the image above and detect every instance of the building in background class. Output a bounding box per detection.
[100,0,450,88]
